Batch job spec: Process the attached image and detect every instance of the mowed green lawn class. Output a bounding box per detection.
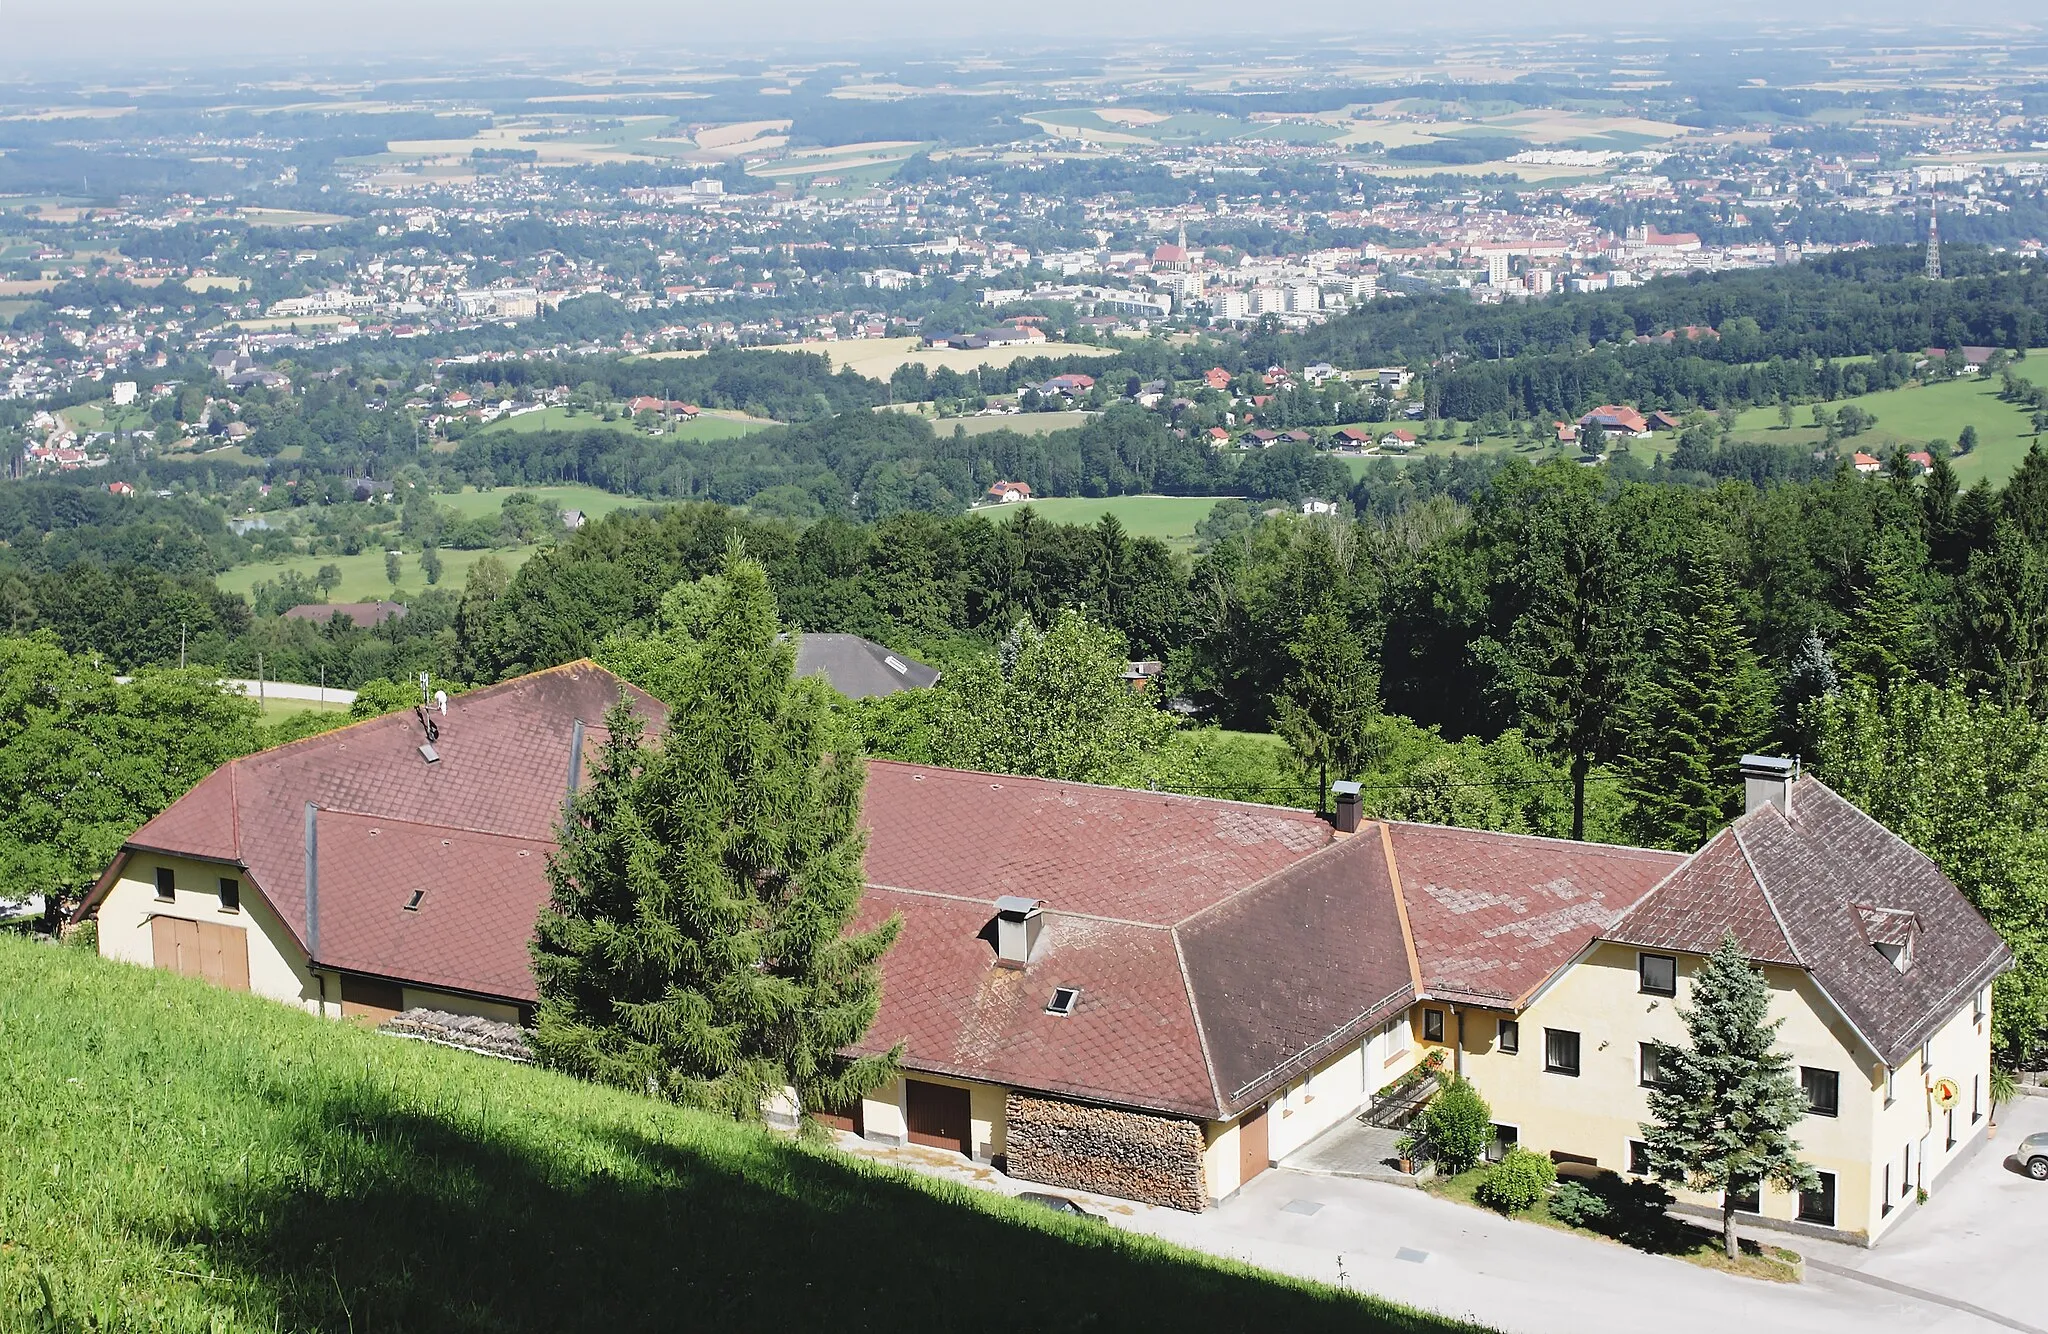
[1724,372,2046,485]
[433,484,649,522]
[987,495,1237,544]
[216,544,542,603]
[0,937,1484,1334]
[475,405,772,440]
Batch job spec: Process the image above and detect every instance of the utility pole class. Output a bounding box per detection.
[256,652,264,710]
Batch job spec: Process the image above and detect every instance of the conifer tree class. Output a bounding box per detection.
[1618,548,1773,850]
[1642,933,1819,1261]
[1839,527,1935,691]
[1274,611,1381,812]
[532,543,902,1123]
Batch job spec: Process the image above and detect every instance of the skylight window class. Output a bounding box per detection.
[404,889,426,912]
[1046,987,1080,1017]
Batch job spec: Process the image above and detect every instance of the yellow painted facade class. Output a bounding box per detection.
[101,852,526,1027]
[98,852,326,1012]
[1421,941,1992,1241]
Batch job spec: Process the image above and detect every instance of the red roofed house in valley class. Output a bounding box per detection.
[1577,404,1651,437]
[78,667,2008,1241]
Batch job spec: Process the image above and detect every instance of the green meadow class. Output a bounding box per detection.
[0,936,1487,1334]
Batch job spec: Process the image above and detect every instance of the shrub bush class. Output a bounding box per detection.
[1474,1148,1555,1213]
[1547,1178,1610,1228]
[1410,1075,1493,1174]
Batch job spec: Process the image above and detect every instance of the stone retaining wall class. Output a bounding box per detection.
[1004,1093,1207,1211]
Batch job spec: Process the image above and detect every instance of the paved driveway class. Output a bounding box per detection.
[1795,1095,2048,1334]
[835,1115,2047,1334]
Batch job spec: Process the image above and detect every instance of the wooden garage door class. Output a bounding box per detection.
[904,1080,972,1155]
[340,975,406,1026]
[814,1099,865,1136]
[150,916,250,991]
[1239,1102,1270,1184]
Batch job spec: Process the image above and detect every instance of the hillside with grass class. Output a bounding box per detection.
[0,937,1489,1334]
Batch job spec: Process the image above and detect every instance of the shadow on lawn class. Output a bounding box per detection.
[158,1077,1488,1334]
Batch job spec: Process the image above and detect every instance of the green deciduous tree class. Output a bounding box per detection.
[0,633,262,915]
[930,609,1182,786]
[1641,933,1819,1261]
[1813,680,2048,1063]
[1618,547,1774,850]
[531,545,902,1123]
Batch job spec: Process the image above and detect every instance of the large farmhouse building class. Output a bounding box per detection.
[78,664,2009,1245]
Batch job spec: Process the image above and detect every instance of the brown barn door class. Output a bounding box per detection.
[904,1080,972,1155]
[1239,1102,1270,1184]
[814,1098,865,1136]
[151,918,250,992]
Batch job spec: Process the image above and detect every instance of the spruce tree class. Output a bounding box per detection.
[1641,933,1819,1260]
[1273,611,1381,813]
[532,544,902,1123]
[1619,548,1773,850]
[1839,527,1935,691]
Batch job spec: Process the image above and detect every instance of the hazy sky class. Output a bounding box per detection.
[3,0,2041,69]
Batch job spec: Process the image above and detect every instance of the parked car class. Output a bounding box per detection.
[1017,1192,1096,1218]
[2018,1131,2048,1180]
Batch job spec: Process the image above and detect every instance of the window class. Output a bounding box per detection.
[1975,987,1990,1025]
[1045,987,1080,1017]
[217,877,240,913]
[1884,1066,1896,1107]
[404,889,426,912]
[1384,1015,1409,1061]
[154,866,175,901]
[1638,952,1677,997]
[1974,1074,1983,1123]
[1946,1108,1956,1151]
[1798,1172,1837,1227]
[1422,1008,1445,1043]
[1628,1139,1650,1176]
[1497,1019,1519,1054]
[1727,1179,1760,1214]
[1487,1124,1519,1163]
[1544,1028,1581,1077]
[1638,1042,1664,1088]
[1882,1163,1893,1215]
[1921,1040,1933,1072]
[1900,1145,1913,1198]
[1801,1067,1840,1118]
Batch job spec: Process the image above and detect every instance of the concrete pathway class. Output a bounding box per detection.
[834,1131,2031,1334]
[1285,1116,1424,1185]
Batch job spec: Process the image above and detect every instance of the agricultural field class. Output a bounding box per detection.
[0,936,1447,1334]
[1722,372,2047,485]
[985,494,1236,545]
[882,405,1095,437]
[823,335,1116,382]
[434,484,648,522]
[473,405,773,439]
[215,544,542,603]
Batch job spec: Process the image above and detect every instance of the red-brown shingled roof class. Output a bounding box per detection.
[1390,824,1686,1007]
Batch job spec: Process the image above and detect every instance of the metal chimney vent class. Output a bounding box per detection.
[993,895,1045,969]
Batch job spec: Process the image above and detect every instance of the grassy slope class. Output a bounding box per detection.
[0,939,1485,1334]
[989,495,1237,544]
[214,544,541,603]
[432,484,648,522]
[1723,372,2044,486]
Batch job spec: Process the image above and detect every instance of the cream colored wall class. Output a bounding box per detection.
[99,854,324,1013]
[1864,990,1993,1239]
[859,1072,1007,1161]
[1462,943,1881,1234]
[1267,1036,1373,1159]
[1203,1120,1241,1201]
[399,986,523,1025]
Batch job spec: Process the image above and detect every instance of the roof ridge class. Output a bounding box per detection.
[1605,826,1721,931]
[1169,827,1354,930]
[1378,821,1424,996]
[867,759,1328,822]
[314,805,559,846]
[1172,930,1225,1118]
[1379,815,1678,860]
[1731,818,1806,969]
[862,880,1172,931]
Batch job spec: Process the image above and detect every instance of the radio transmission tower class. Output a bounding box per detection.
[1925,210,1942,280]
